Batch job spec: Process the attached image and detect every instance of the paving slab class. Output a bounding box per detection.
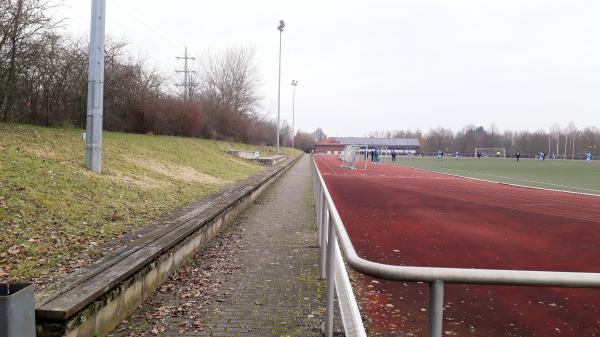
[109,154,343,337]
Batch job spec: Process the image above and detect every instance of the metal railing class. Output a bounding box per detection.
[311,156,600,337]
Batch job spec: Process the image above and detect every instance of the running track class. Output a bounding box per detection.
[315,154,600,337]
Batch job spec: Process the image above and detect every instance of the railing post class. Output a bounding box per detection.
[313,173,318,207]
[320,204,328,280]
[317,186,323,228]
[426,280,444,337]
[316,183,322,230]
[325,212,336,337]
[319,189,326,244]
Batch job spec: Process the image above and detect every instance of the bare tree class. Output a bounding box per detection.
[565,122,577,159]
[194,46,265,142]
[312,128,327,142]
[198,46,262,117]
[0,0,59,121]
[294,131,316,152]
[549,123,561,156]
[423,127,454,152]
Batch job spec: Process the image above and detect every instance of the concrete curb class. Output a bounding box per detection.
[35,154,302,337]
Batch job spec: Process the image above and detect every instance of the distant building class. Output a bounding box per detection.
[314,137,421,155]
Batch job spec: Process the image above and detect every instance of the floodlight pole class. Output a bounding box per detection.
[276,20,285,154]
[85,0,106,173]
[572,131,576,160]
[566,133,569,159]
[291,80,298,148]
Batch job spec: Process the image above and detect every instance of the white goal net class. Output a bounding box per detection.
[340,145,368,170]
[474,148,506,158]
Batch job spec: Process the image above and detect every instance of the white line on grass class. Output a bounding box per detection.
[395,163,600,198]
[442,168,600,194]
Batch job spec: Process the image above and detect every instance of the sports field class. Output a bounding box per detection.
[314,154,600,337]
[391,156,600,195]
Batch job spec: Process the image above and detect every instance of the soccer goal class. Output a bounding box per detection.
[340,145,368,170]
[379,147,389,164]
[474,148,506,158]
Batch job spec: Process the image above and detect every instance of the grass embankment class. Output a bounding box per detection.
[0,123,299,285]
[392,156,600,195]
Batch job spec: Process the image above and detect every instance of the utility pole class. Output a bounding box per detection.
[276,20,285,153]
[176,46,196,101]
[290,80,298,149]
[85,0,106,173]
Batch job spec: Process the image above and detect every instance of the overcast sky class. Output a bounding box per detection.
[55,0,600,137]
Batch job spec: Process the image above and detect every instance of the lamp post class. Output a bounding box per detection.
[85,0,106,173]
[291,80,298,149]
[276,20,285,153]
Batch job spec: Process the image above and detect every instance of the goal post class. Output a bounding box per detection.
[340,145,368,170]
[379,147,389,164]
[474,148,506,158]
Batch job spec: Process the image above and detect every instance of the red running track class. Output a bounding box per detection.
[315,154,600,337]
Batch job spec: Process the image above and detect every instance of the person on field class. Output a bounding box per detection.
[586,152,593,162]
[437,150,443,159]
[515,152,521,162]
[391,149,397,162]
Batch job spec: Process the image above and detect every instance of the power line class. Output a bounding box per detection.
[109,1,185,51]
[176,46,197,101]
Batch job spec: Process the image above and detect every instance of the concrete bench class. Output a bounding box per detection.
[228,150,260,160]
[254,154,288,166]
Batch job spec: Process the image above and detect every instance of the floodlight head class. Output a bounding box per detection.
[291,80,298,86]
[278,20,285,32]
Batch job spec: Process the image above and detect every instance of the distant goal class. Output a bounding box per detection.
[340,145,368,170]
[474,148,506,158]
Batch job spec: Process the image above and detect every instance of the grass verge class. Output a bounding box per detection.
[391,156,600,195]
[0,123,299,285]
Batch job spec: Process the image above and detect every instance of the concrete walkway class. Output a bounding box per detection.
[109,155,341,337]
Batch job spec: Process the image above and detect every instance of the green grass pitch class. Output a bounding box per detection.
[389,156,600,195]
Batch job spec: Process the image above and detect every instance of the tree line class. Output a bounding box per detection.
[369,123,600,158]
[1,0,321,149]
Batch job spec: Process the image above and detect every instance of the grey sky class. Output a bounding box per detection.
[56,0,600,137]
